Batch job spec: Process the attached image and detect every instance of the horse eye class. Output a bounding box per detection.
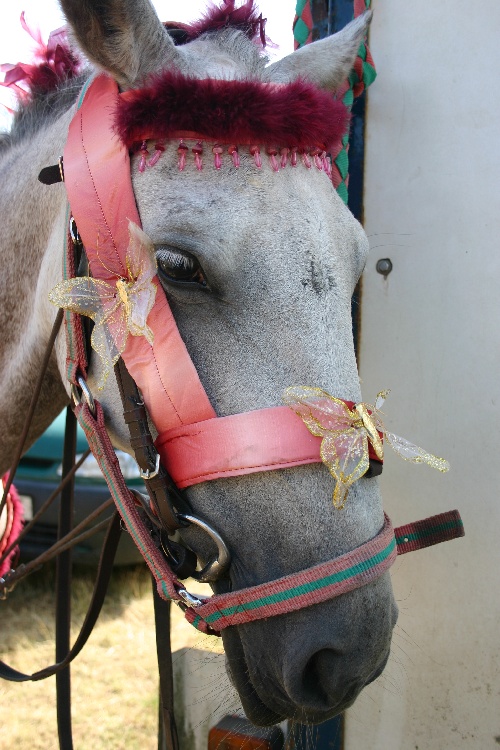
[155,246,208,288]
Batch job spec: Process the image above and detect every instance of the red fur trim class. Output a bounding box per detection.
[116,73,350,152]
[177,1,267,46]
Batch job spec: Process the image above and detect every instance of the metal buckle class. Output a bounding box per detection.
[139,453,161,480]
[70,376,96,416]
[69,216,80,245]
[177,589,204,608]
[0,568,18,600]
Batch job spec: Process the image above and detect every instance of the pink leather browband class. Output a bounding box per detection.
[63,74,381,485]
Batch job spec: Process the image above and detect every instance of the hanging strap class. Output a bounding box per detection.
[55,406,77,750]
[395,511,464,554]
[114,359,184,535]
[153,584,180,750]
[0,511,121,682]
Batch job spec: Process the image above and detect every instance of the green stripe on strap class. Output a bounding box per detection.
[204,537,396,625]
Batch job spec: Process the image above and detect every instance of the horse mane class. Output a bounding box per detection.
[0,72,88,152]
[0,2,267,151]
[0,20,85,151]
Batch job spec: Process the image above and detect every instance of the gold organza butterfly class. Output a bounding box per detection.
[49,222,157,389]
[283,386,449,509]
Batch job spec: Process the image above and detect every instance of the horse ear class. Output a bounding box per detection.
[58,0,183,88]
[264,11,372,92]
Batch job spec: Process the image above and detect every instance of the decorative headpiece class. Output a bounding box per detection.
[115,73,350,173]
[0,13,81,103]
[164,0,268,46]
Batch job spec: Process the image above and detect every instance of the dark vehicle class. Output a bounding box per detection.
[15,409,143,565]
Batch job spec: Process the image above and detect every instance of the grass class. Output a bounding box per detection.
[0,562,222,749]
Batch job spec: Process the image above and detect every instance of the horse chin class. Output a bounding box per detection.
[222,626,287,726]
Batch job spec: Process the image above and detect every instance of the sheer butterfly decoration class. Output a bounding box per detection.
[49,221,157,389]
[283,386,450,509]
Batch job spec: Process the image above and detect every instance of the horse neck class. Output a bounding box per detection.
[0,109,73,472]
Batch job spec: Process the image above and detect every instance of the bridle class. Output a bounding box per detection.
[0,70,464,750]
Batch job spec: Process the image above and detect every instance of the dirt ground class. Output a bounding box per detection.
[0,562,222,750]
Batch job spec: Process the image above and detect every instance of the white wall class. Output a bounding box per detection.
[346,2,500,748]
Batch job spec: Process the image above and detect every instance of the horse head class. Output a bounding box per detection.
[8,0,399,726]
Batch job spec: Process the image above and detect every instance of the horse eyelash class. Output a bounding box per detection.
[156,249,198,276]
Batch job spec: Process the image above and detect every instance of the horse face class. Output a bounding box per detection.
[60,0,397,724]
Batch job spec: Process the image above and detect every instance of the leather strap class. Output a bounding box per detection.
[114,359,182,535]
[156,405,383,488]
[55,406,77,750]
[63,74,216,435]
[395,510,464,555]
[153,583,180,750]
[0,512,121,682]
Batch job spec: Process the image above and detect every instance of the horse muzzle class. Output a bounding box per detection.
[222,576,398,726]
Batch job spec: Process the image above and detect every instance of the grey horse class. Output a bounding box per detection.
[0,0,397,726]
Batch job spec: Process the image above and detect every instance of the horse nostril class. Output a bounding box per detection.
[299,649,352,709]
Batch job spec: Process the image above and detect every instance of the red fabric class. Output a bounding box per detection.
[293,3,313,50]
[354,0,368,17]
[116,74,350,152]
[0,20,80,102]
[0,476,24,578]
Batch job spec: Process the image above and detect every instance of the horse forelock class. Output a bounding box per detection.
[169,0,267,46]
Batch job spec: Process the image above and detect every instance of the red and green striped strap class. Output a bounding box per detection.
[184,509,464,633]
[75,401,182,602]
[186,514,397,632]
[395,511,464,555]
